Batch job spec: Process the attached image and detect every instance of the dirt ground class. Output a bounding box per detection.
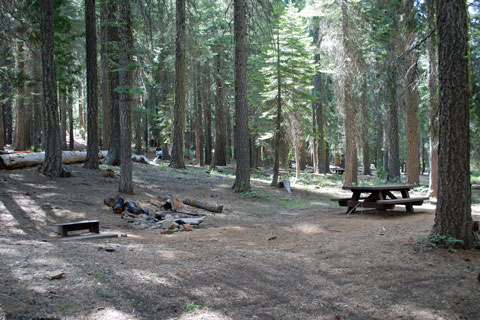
[0,157,479,320]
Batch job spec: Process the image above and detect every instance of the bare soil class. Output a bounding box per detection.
[0,158,479,320]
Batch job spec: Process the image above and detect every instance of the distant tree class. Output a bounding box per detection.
[170,0,186,169]
[427,0,439,197]
[403,0,419,185]
[84,0,99,169]
[341,0,356,186]
[40,0,62,176]
[15,40,26,151]
[233,0,250,192]
[106,0,121,165]
[429,0,476,248]
[213,49,227,167]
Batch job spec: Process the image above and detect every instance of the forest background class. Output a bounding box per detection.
[1,0,480,197]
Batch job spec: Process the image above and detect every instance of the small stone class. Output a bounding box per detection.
[46,270,64,280]
[165,214,173,220]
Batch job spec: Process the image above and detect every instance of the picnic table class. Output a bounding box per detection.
[331,184,428,214]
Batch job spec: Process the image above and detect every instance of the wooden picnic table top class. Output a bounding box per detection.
[342,184,415,192]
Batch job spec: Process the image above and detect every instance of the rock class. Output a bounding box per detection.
[183,224,193,231]
[161,219,178,231]
[46,270,64,280]
[165,214,173,220]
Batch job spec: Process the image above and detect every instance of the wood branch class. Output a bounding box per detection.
[0,150,108,169]
[183,198,223,213]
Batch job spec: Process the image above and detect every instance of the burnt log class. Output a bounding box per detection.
[113,196,125,214]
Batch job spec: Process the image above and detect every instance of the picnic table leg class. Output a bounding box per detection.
[346,191,361,214]
[400,190,414,212]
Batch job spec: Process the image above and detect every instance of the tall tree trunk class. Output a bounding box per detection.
[271,31,281,186]
[118,0,133,193]
[233,0,250,191]
[342,0,357,186]
[15,41,26,151]
[427,0,439,198]
[430,0,475,248]
[375,88,383,169]
[313,22,326,174]
[360,79,371,175]
[106,0,121,165]
[68,91,74,150]
[194,66,201,166]
[300,139,307,171]
[213,51,227,166]
[170,0,186,168]
[78,83,85,140]
[0,97,3,149]
[312,103,318,173]
[40,0,62,176]
[100,0,111,151]
[404,0,419,185]
[203,64,212,166]
[386,67,400,181]
[195,65,204,166]
[84,0,99,169]
[60,93,67,150]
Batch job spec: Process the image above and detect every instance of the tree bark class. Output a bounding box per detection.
[233,0,250,191]
[427,0,439,198]
[118,0,134,194]
[170,0,186,169]
[342,0,357,186]
[100,0,111,151]
[84,0,99,169]
[213,51,227,166]
[375,87,383,169]
[360,79,371,175]
[15,41,26,151]
[106,0,121,166]
[194,65,201,166]
[78,83,85,140]
[386,66,400,181]
[40,0,62,177]
[203,64,212,166]
[68,92,74,150]
[430,0,476,248]
[271,30,282,186]
[404,0,419,186]
[60,93,67,150]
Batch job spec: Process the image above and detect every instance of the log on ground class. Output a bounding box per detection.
[183,198,223,213]
[0,150,108,169]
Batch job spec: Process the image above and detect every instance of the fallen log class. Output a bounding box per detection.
[131,154,150,164]
[175,216,206,225]
[0,150,108,170]
[124,201,145,215]
[183,198,223,213]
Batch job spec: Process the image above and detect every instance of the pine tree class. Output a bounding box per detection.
[260,2,315,186]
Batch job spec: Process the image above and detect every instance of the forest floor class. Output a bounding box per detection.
[0,153,480,320]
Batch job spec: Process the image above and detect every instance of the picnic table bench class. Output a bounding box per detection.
[56,220,100,237]
[331,184,428,214]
